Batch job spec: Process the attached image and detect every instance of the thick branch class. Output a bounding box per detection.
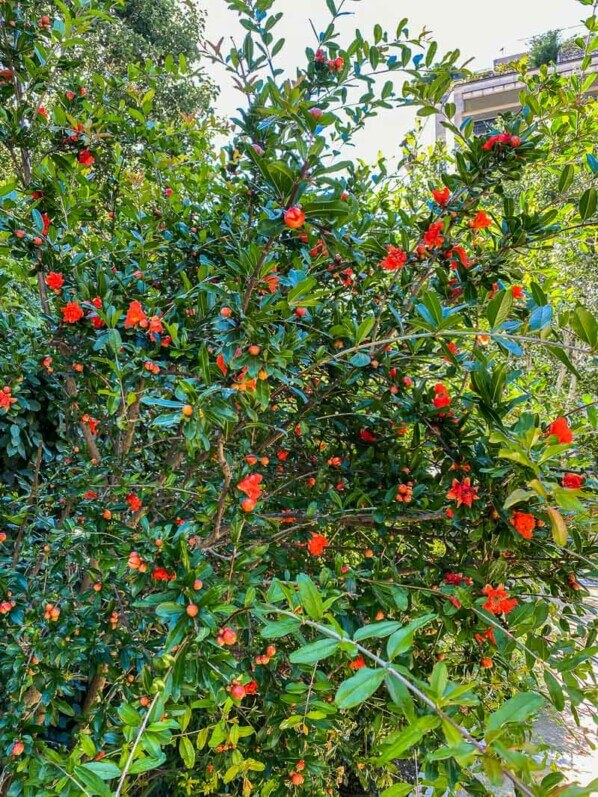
[201,437,233,548]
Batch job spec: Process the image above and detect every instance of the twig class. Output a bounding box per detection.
[114,642,187,796]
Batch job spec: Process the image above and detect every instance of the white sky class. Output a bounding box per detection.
[200,0,586,160]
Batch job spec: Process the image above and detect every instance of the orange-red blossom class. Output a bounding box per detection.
[237,473,263,512]
[482,584,517,616]
[446,478,479,508]
[546,416,573,444]
[510,511,536,539]
[307,533,329,556]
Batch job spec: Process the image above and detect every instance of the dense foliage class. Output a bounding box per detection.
[1,1,597,796]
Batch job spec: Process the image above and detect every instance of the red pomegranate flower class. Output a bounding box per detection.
[307,533,329,556]
[432,383,451,409]
[510,511,536,540]
[447,246,470,268]
[562,473,584,489]
[546,416,573,444]
[81,414,99,436]
[432,187,450,206]
[237,473,263,502]
[78,149,95,166]
[126,493,142,512]
[446,478,479,508]
[482,131,519,151]
[216,354,228,375]
[328,57,344,73]
[124,300,148,329]
[0,387,17,411]
[45,271,64,292]
[444,572,472,586]
[152,567,174,582]
[359,428,376,444]
[61,301,84,323]
[423,221,444,249]
[482,584,517,616]
[470,210,492,230]
[147,315,164,342]
[379,245,407,271]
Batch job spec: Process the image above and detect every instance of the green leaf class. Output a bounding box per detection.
[79,734,96,758]
[380,785,412,797]
[155,602,184,619]
[152,412,184,428]
[354,620,401,642]
[335,667,386,709]
[528,305,552,331]
[271,38,285,57]
[287,277,317,306]
[376,716,440,764]
[31,208,45,233]
[355,317,375,344]
[80,762,120,781]
[73,767,114,797]
[128,754,166,775]
[579,187,597,220]
[486,692,544,734]
[302,195,352,223]
[349,352,371,367]
[387,614,436,659]
[118,703,141,726]
[547,506,568,546]
[429,662,448,698]
[141,397,185,409]
[0,179,17,199]
[503,489,534,509]
[570,307,597,349]
[260,617,301,638]
[544,671,565,711]
[558,164,575,191]
[198,346,212,385]
[555,779,598,797]
[545,344,581,378]
[487,290,512,329]
[179,736,196,769]
[296,574,324,620]
[428,741,476,762]
[586,154,598,174]
[497,447,535,469]
[552,486,584,512]
[289,638,339,664]
[384,674,415,721]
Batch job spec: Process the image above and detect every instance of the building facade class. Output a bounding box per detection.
[436,50,598,142]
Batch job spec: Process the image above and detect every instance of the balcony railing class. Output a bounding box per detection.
[460,50,598,88]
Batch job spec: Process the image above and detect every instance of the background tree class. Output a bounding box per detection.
[529,30,562,68]
[82,0,218,120]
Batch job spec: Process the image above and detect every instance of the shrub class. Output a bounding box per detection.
[1,1,597,795]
